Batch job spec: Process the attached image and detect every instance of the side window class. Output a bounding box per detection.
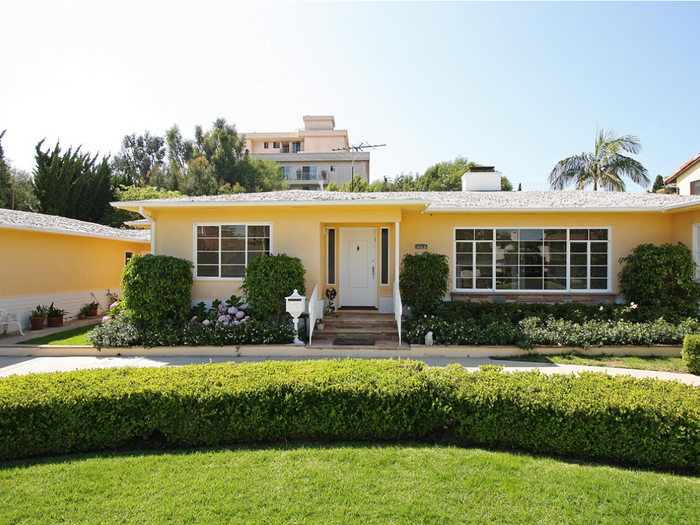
[125,251,134,265]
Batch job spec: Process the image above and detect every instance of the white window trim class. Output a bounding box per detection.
[452,226,612,294]
[326,227,336,286]
[380,227,390,286]
[193,222,273,281]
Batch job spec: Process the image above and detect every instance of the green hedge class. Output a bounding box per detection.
[241,254,306,321]
[399,252,450,315]
[683,335,700,374]
[1,360,699,472]
[121,255,194,323]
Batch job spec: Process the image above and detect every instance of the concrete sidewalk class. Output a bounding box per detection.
[0,354,698,385]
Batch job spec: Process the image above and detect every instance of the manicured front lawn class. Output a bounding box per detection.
[1,444,699,524]
[19,324,94,346]
[493,353,691,374]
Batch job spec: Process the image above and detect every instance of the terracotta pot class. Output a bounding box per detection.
[30,317,45,330]
[47,316,64,328]
[88,308,98,317]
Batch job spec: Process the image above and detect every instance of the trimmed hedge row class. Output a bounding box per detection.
[1,360,699,471]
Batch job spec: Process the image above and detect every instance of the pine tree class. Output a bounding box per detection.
[651,175,665,193]
[0,130,12,208]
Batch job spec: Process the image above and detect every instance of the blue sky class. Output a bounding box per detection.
[1,1,699,191]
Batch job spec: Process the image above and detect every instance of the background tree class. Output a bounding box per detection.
[233,157,288,192]
[415,156,477,191]
[194,118,245,187]
[33,140,112,223]
[650,175,666,193]
[8,167,39,211]
[0,130,11,208]
[548,129,650,191]
[501,176,513,191]
[103,185,185,227]
[112,131,166,186]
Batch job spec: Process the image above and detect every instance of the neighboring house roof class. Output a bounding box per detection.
[0,209,151,242]
[113,189,700,213]
[665,152,700,184]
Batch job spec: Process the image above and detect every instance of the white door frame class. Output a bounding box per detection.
[338,227,377,308]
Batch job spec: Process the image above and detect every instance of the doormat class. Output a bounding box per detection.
[333,336,375,346]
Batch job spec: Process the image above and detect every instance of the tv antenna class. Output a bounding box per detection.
[332,141,386,191]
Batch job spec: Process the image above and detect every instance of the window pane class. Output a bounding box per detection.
[570,266,587,278]
[496,278,518,290]
[380,228,389,285]
[455,229,474,241]
[590,229,608,241]
[457,266,473,279]
[476,266,493,278]
[197,252,218,265]
[247,238,271,251]
[475,229,493,240]
[520,278,543,290]
[197,226,219,237]
[476,253,493,265]
[221,225,246,238]
[520,253,543,265]
[248,225,270,238]
[476,278,492,289]
[521,266,543,278]
[570,242,588,253]
[545,241,567,253]
[496,229,517,241]
[547,253,568,265]
[221,265,245,278]
[570,229,588,240]
[591,242,608,253]
[521,241,543,253]
[456,253,473,265]
[590,266,607,278]
[496,241,518,254]
[476,242,493,253]
[520,229,543,241]
[456,242,473,253]
[570,278,587,289]
[457,278,473,289]
[197,238,219,251]
[591,253,608,266]
[570,253,587,265]
[495,266,518,278]
[197,265,218,277]
[498,252,519,265]
[221,238,245,251]
[248,251,266,263]
[328,229,336,285]
[221,252,245,265]
[590,278,608,290]
[544,229,566,241]
[544,278,567,290]
[544,265,567,278]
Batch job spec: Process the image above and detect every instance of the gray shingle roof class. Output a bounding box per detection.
[113,189,700,212]
[0,209,151,242]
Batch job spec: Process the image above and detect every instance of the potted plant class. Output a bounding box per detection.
[47,303,67,327]
[84,302,99,317]
[29,305,48,330]
[315,317,325,331]
[78,305,90,320]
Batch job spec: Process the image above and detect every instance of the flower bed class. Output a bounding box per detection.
[405,301,700,349]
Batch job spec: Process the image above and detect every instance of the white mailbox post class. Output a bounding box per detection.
[285,289,306,345]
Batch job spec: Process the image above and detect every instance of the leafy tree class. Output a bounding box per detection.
[7,167,38,211]
[501,176,513,191]
[33,140,113,223]
[324,181,341,191]
[112,131,166,186]
[0,130,11,208]
[233,157,288,192]
[416,157,477,191]
[339,174,370,192]
[549,129,650,191]
[103,185,185,227]
[178,156,218,196]
[194,118,245,187]
[651,175,666,193]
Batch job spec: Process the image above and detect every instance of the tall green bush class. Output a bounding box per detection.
[619,243,700,315]
[682,335,700,374]
[121,255,193,323]
[241,254,305,321]
[400,252,450,315]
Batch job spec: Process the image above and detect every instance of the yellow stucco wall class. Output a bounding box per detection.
[146,203,700,303]
[0,228,149,299]
[672,162,700,195]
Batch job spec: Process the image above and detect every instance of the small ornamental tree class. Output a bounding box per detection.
[242,254,306,321]
[121,255,193,323]
[400,252,450,315]
[619,243,700,315]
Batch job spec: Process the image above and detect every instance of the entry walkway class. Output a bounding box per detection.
[0,355,698,385]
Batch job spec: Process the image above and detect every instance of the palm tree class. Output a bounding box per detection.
[548,129,650,191]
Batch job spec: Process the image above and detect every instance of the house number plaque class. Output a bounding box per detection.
[415,244,428,250]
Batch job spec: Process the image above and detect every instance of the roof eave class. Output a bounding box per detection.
[0,223,150,243]
[111,199,432,211]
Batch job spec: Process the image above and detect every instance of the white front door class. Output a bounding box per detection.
[339,227,377,308]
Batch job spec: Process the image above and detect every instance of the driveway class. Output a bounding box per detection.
[0,355,698,385]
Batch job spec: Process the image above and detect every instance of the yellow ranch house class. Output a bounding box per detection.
[113,169,700,316]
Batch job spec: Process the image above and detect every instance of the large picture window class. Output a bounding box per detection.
[455,228,610,292]
[195,224,271,279]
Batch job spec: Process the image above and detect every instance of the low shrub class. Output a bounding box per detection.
[400,252,450,315]
[121,255,194,323]
[1,360,699,472]
[682,335,700,374]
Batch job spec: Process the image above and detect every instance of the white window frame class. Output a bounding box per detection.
[452,226,612,294]
[380,227,390,286]
[264,142,269,149]
[125,251,134,265]
[326,227,336,286]
[330,165,337,172]
[193,222,273,281]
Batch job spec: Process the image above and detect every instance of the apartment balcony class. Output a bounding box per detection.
[284,169,328,181]
[278,145,304,154]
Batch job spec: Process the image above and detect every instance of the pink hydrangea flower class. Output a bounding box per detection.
[235,311,245,320]
[202,319,210,326]
[228,306,238,315]
[110,302,119,310]
[101,316,110,323]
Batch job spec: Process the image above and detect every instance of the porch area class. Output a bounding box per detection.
[307,310,407,349]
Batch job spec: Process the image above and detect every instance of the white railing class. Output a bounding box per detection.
[393,281,403,346]
[307,283,324,345]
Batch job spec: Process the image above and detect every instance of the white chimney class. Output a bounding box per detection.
[461,166,502,191]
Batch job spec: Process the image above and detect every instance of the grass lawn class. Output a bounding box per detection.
[19,324,94,346]
[492,353,691,374]
[1,444,699,524]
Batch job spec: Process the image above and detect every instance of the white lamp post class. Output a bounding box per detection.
[285,289,306,345]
